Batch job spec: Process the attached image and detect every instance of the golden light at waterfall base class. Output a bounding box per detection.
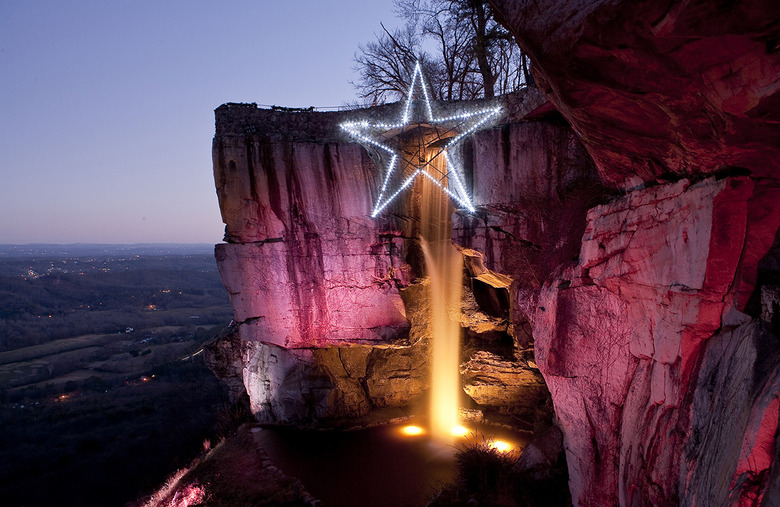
[400,425,425,436]
[489,440,513,453]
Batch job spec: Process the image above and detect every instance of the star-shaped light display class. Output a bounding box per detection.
[341,62,502,217]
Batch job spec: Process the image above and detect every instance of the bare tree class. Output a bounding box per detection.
[407,0,480,100]
[449,0,528,98]
[352,23,436,105]
[492,33,528,95]
[456,0,495,97]
[353,0,529,104]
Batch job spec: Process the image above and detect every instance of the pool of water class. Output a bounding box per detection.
[253,421,530,507]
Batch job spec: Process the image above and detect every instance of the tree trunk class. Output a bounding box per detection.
[472,0,495,98]
[522,53,535,86]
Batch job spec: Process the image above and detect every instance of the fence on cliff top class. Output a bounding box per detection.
[253,84,530,113]
[253,104,365,112]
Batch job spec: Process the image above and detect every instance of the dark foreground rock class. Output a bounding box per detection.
[139,425,318,507]
[428,424,570,507]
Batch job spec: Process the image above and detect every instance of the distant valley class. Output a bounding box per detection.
[0,244,234,507]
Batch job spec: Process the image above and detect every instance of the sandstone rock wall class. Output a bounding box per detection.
[209,89,586,424]
[532,176,780,505]
[490,0,780,504]
[213,121,411,348]
[454,114,604,359]
[212,104,425,422]
[492,0,780,189]
[455,117,601,285]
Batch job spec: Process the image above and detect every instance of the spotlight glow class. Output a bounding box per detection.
[341,61,502,217]
[400,425,425,436]
[489,440,513,453]
[451,425,470,438]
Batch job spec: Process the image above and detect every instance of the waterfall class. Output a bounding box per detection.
[419,156,463,443]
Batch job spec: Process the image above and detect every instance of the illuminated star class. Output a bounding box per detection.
[341,62,502,217]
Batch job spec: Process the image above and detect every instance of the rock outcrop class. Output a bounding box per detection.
[238,330,428,422]
[146,425,320,506]
[211,103,429,422]
[492,0,780,190]
[454,117,603,288]
[532,176,780,505]
[209,89,592,424]
[489,0,780,504]
[213,109,412,348]
[209,2,780,502]
[682,320,780,506]
[460,351,548,418]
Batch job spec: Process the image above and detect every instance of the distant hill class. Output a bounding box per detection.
[0,245,231,351]
[0,243,217,258]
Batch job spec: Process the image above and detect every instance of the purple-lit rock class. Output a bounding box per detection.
[208,93,585,423]
[213,119,412,348]
[490,0,780,504]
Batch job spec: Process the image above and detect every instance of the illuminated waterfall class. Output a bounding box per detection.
[339,68,500,442]
[417,150,463,443]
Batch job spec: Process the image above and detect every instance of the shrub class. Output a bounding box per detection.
[429,437,520,506]
[430,434,572,507]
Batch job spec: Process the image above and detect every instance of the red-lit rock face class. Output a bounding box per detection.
[209,95,591,424]
[490,0,780,504]
[213,116,411,348]
[454,118,602,287]
[210,107,422,421]
[533,176,780,505]
[492,0,780,188]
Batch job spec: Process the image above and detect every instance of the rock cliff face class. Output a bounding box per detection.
[490,0,780,504]
[209,91,589,424]
[211,104,421,422]
[210,4,780,498]
[213,110,410,348]
[492,0,780,190]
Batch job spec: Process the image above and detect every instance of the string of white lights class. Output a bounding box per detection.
[375,154,398,207]
[433,108,502,123]
[342,61,502,217]
[401,63,421,123]
[416,63,435,120]
[350,108,501,132]
[444,151,473,212]
[372,169,421,217]
[419,170,474,212]
[339,125,395,155]
[445,109,502,149]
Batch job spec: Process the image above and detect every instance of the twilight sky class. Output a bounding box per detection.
[0,0,399,244]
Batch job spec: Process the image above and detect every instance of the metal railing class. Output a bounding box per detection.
[252,103,364,112]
